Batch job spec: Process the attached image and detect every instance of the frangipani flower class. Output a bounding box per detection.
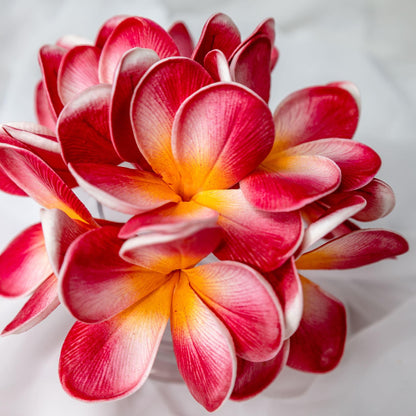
[58,224,284,411]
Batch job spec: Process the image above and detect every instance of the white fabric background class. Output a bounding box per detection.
[0,0,415,415]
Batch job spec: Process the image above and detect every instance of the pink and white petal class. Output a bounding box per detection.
[110,47,159,165]
[204,49,232,82]
[171,273,236,411]
[69,163,180,215]
[95,15,130,49]
[185,261,284,362]
[0,223,52,297]
[193,189,303,272]
[57,84,121,165]
[131,57,213,187]
[172,83,274,199]
[119,201,219,239]
[59,279,174,401]
[263,258,303,339]
[1,274,59,336]
[41,209,94,276]
[0,145,93,223]
[231,340,289,401]
[168,21,194,57]
[0,166,26,196]
[99,17,179,83]
[57,45,101,104]
[35,81,57,130]
[60,226,169,323]
[240,154,341,212]
[296,229,409,270]
[230,34,272,102]
[297,195,367,255]
[287,276,347,373]
[327,81,361,113]
[192,13,241,64]
[38,45,66,117]
[271,84,360,152]
[285,138,381,191]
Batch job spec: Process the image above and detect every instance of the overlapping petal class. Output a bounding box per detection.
[287,276,347,372]
[194,189,303,271]
[60,280,174,400]
[168,22,194,57]
[94,15,129,49]
[204,49,232,82]
[35,81,57,130]
[171,274,236,411]
[185,261,284,361]
[172,83,275,199]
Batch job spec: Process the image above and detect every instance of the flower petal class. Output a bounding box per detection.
[1,274,59,335]
[296,229,409,270]
[0,166,26,196]
[59,279,174,400]
[0,223,52,297]
[263,258,303,339]
[57,45,101,104]
[57,84,121,165]
[110,47,159,165]
[95,15,130,49]
[185,261,284,361]
[171,273,236,411]
[287,276,347,373]
[204,49,232,82]
[98,16,179,83]
[240,154,341,212]
[120,226,222,274]
[35,80,57,130]
[60,226,169,323]
[69,163,180,215]
[119,201,219,239]
[193,189,303,271]
[192,13,241,64]
[231,340,289,401]
[131,57,213,187]
[172,83,274,199]
[272,84,360,152]
[0,145,93,223]
[168,21,194,57]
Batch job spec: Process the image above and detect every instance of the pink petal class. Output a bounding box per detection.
[38,45,66,117]
[60,226,169,323]
[185,261,284,362]
[328,81,361,113]
[119,200,219,239]
[192,13,241,64]
[69,163,180,215]
[0,166,26,196]
[120,226,222,274]
[95,15,130,49]
[287,276,347,372]
[193,189,303,271]
[297,194,367,255]
[204,49,232,82]
[98,17,179,83]
[131,57,213,187]
[2,274,59,335]
[57,45,101,104]
[171,273,236,411]
[168,21,194,57]
[231,340,289,401]
[172,83,274,199]
[240,154,341,212]
[57,84,121,165]
[110,47,159,165]
[272,84,360,152]
[0,145,93,223]
[0,223,52,297]
[35,81,57,130]
[285,138,381,191]
[296,229,409,270]
[59,280,174,400]
[230,34,272,102]
[263,258,303,339]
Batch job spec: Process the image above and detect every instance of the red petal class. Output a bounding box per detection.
[168,21,194,57]
[287,276,347,372]
[95,15,130,49]
[35,81,57,130]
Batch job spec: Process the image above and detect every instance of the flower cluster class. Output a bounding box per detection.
[0,13,408,411]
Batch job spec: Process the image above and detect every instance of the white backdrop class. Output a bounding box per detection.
[0,0,415,415]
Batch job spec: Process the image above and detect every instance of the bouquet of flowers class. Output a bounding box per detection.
[0,13,408,411]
